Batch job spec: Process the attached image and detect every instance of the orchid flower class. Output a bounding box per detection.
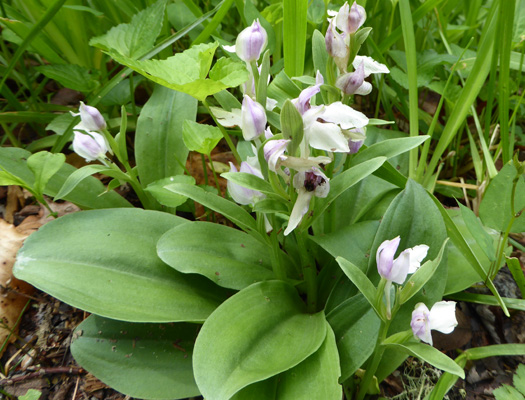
[241,95,267,141]
[376,237,429,318]
[209,95,268,142]
[325,18,349,72]
[72,130,110,163]
[227,155,265,206]
[284,167,329,236]
[335,1,366,35]
[411,301,458,346]
[223,19,267,63]
[344,127,366,154]
[336,57,390,96]
[71,101,106,132]
[292,72,369,155]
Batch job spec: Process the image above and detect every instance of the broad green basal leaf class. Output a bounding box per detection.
[71,315,200,399]
[193,280,326,400]
[231,321,342,400]
[145,175,196,208]
[157,222,275,290]
[14,209,228,322]
[135,84,197,187]
[326,294,380,382]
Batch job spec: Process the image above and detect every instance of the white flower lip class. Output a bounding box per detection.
[411,301,458,346]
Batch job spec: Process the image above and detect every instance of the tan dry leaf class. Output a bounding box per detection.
[0,219,35,357]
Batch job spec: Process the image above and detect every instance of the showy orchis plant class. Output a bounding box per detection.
[10,1,525,400]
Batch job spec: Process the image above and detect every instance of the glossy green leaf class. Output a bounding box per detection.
[164,183,258,234]
[145,175,195,208]
[26,151,65,195]
[276,322,341,399]
[430,194,509,316]
[352,136,429,166]
[71,315,200,399]
[458,202,496,261]
[399,239,448,304]
[479,163,525,233]
[384,342,464,378]
[54,164,129,201]
[232,323,343,400]
[157,222,275,290]
[89,0,167,59]
[193,281,326,400]
[0,147,131,209]
[221,171,279,198]
[326,294,381,382]
[182,120,223,155]
[14,209,227,322]
[336,257,381,319]
[444,208,498,295]
[280,99,303,156]
[135,84,197,187]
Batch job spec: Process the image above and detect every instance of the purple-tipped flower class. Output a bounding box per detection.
[235,19,268,62]
[377,237,429,285]
[336,1,366,35]
[72,130,109,162]
[72,101,106,131]
[241,95,267,141]
[336,62,366,95]
[264,138,290,172]
[227,159,265,206]
[411,301,458,346]
[325,19,349,71]
[284,167,329,236]
[345,127,366,154]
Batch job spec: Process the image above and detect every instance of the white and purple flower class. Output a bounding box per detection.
[284,167,330,236]
[411,301,458,346]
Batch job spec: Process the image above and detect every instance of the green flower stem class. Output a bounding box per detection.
[200,154,209,187]
[269,217,287,280]
[250,60,260,94]
[295,230,317,313]
[356,319,391,400]
[202,99,241,163]
[105,160,155,210]
[206,152,221,192]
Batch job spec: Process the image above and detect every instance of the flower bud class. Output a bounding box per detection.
[227,161,265,206]
[264,138,290,172]
[325,18,348,61]
[241,95,267,140]
[235,19,268,62]
[74,101,106,131]
[72,130,109,162]
[336,1,366,34]
[335,62,365,95]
